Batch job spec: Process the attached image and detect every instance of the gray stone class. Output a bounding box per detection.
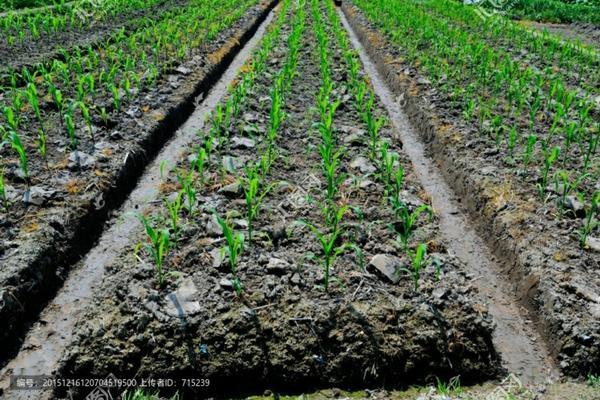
[219,278,234,290]
[222,156,242,173]
[266,257,289,275]
[210,248,226,269]
[218,182,242,197]
[585,237,600,253]
[231,137,256,149]
[164,278,201,317]
[350,156,376,174]
[206,214,223,236]
[68,151,96,169]
[367,254,403,283]
[22,186,56,206]
[175,66,192,75]
[564,195,585,217]
[290,272,301,285]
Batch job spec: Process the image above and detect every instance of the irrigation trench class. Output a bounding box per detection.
[0,2,558,398]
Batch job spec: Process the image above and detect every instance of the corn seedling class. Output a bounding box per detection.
[138,215,171,287]
[164,191,183,240]
[401,243,427,291]
[242,166,279,244]
[579,191,600,249]
[554,170,588,215]
[195,146,207,185]
[64,109,77,150]
[522,134,537,169]
[538,146,560,198]
[392,203,433,250]
[177,169,196,214]
[8,131,29,183]
[300,205,361,291]
[0,166,8,211]
[216,214,245,296]
[36,128,48,168]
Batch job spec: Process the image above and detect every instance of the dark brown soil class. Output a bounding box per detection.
[54,2,501,399]
[0,0,277,366]
[340,2,599,378]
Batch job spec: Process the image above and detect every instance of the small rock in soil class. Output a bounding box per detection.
[222,156,243,173]
[219,278,234,290]
[164,278,201,317]
[231,136,256,149]
[210,248,226,269]
[175,66,192,75]
[110,131,123,140]
[68,151,96,170]
[350,156,376,174]
[22,186,56,206]
[367,254,403,283]
[266,257,289,275]
[564,195,585,218]
[218,182,242,197]
[290,272,301,286]
[206,214,223,236]
[585,237,600,253]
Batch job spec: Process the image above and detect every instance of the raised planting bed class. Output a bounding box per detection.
[0,0,190,72]
[341,0,599,377]
[55,1,502,398]
[0,0,277,364]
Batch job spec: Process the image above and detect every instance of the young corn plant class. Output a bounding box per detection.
[138,215,171,287]
[579,191,600,249]
[554,170,588,216]
[0,166,8,211]
[216,214,245,296]
[242,166,279,244]
[401,243,427,291]
[64,108,77,150]
[538,146,560,199]
[164,191,183,241]
[8,131,29,183]
[195,146,207,186]
[177,169,197,214]
[300,205,361,292]
[392,203,433,251]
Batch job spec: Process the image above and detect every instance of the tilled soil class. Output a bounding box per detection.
[340,2,599,378]
[0,0,276,365]
[55,2,501,398]
[0,0,188,72]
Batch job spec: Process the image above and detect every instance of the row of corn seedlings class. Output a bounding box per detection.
[0,0,165,45]
[0,0,258,199]
[218,0,304,294]
[323,0,432,289]
[300,0,365,292]
[135,0,302,290]
[418,0,600,94]
[352,0,599,250]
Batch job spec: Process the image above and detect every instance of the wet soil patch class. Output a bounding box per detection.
[0,0,277,367]
[341,2,599,378]
[55,2,501,398]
